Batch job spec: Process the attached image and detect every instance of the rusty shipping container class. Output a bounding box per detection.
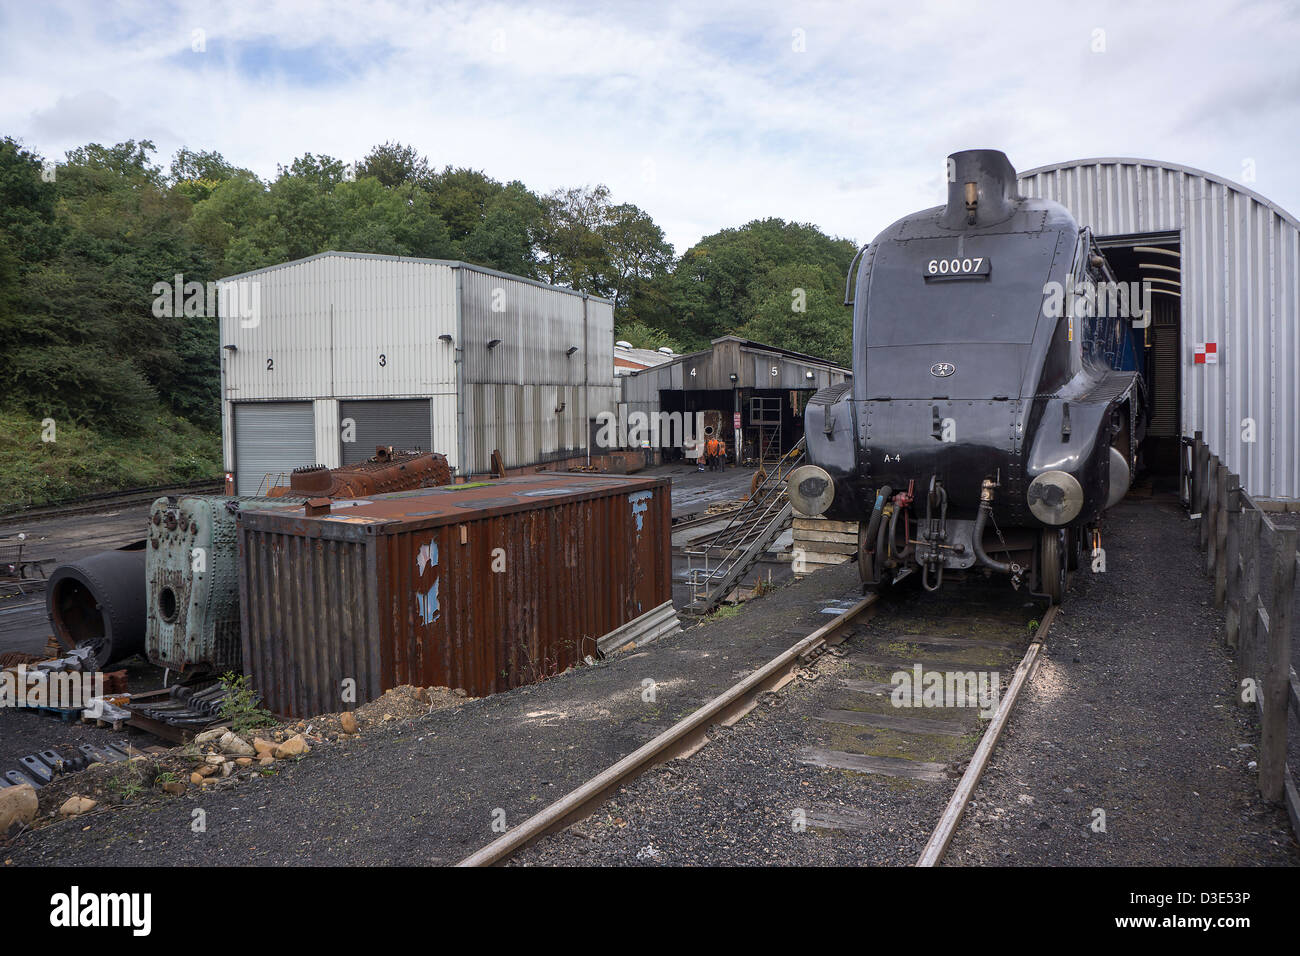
[238,473,671,717]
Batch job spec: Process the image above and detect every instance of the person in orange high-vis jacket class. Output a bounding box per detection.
[706,437,725,470]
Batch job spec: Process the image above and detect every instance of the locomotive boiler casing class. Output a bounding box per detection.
[800,148,1145,589]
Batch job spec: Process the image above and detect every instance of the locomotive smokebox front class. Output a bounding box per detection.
[796,148,1146,602]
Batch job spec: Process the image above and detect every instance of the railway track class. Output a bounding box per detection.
[670,506,743,532]
[0,478,224,525]
[459,580,1054,867]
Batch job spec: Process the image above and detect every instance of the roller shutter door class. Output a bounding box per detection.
[338,399,434,465]
[234,402,315,495]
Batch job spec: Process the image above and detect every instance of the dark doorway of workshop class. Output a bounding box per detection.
[1096,231,1183,482]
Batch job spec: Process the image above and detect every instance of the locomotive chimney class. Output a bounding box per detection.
[943,149,1019,229]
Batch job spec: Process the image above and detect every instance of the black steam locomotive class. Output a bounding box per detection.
[789,149,1147,603]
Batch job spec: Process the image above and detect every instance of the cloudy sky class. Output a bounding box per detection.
[3,0,1297,252]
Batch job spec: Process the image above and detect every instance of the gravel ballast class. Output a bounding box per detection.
[6,493,1295,867]
[3,562,866,865]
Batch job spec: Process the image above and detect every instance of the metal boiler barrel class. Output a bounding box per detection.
[46,544,147,669]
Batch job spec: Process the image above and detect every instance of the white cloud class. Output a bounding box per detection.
[1,0,1297,252]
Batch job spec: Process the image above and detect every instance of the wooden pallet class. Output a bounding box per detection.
[81,713,126,731]
[29,704,80,723]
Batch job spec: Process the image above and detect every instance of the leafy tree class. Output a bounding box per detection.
[600,202,673,313]
[358,141,431,189]
[537,184,613,295]
[739,262,852,366]
[168,148,242,202]
[186,171,271,272]
[170,147,239,183]
[0,139,219,432]
[614,319,679,353]
[663,218,857,350]
[277,152,350,189]
[429,166,511,245]
[330,177,452,257]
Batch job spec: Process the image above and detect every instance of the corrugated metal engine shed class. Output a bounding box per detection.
[620,335,851,463]
[1018,158,1300,501]
[217,252,620,493]
[237,473,673,717]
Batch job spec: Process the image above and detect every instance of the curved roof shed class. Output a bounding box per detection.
[1018,158,1300,500]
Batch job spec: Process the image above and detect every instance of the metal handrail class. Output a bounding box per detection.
[685,439,806,607]
[700,438,805,550]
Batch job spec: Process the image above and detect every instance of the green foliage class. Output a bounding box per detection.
[0,408,220,511]
[668,218,858,352]
[739,261,852,366]
[217,672,276,735]
[0,133,860,503]
[614,320,679,353]
[707,603,744,621]
[358,141,431,188]
[0,136,220,436]
[107,762,152,800]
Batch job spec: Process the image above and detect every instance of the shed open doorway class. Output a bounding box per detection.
[1095,230,1183,478]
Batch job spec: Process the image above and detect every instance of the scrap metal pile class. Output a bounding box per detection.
[27,449,676,740]
[2,741,135,791]
[37,449,451,738]
[271,446,452,498]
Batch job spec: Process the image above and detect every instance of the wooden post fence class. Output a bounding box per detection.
[1187,434,1299,835]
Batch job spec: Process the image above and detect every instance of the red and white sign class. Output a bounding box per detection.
[1194,342,1218,365]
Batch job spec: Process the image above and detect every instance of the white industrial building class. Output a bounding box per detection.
[1018,158,1300,501]
[217,251,618,494]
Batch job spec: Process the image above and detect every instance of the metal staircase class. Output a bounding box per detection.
[684,438,806,615]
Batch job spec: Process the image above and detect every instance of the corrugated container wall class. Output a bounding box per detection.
[237,474,671,717]
[1018,159,1300,500]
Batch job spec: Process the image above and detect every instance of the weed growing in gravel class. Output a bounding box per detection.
[107,764,151,800]
[217,672,275,734]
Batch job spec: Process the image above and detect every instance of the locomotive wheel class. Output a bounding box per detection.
[1041,528,1067,605]
[1067,526,1083,572]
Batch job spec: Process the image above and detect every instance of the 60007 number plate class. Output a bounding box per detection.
[923,256,991,280]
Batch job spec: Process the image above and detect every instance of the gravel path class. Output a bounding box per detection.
[946,495,1299,866]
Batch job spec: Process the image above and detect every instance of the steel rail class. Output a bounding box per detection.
[670,507,743,532]
[0,478,224,524]
[457,592,879,866]
[916,603,1056,867]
